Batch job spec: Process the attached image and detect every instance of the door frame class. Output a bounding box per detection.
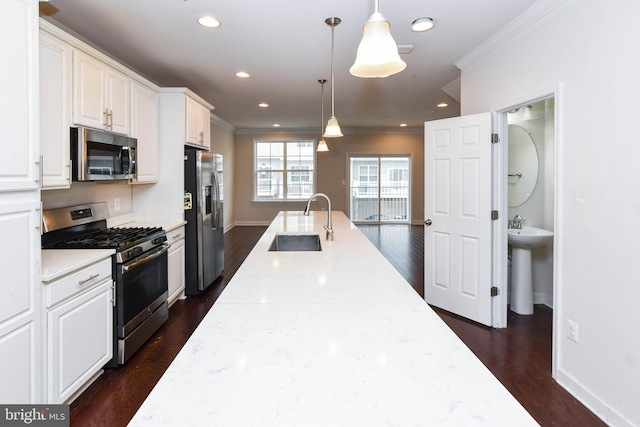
[492,83,563,379]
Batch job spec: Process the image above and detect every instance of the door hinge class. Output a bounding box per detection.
[491,133,499,144]
[491,210,499,220]
[491,286,499,297]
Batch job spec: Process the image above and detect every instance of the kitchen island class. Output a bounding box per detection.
[130,211,538,426]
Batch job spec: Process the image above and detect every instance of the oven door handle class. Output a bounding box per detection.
[122,243,171,274]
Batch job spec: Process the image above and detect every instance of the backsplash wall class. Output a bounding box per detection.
[41,181,133,216]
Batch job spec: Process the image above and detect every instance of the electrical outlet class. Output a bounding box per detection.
[114,198,120,211]
[567,319,579,343]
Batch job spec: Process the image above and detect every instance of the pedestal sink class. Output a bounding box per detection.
[508,227,553,315]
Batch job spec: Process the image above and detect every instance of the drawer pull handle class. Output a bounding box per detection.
[79,274,100,286]
[172,234,182,239]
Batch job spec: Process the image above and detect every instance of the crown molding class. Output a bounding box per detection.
[455,0,569,72]
[234,126,423,136]
[210,114,235,133]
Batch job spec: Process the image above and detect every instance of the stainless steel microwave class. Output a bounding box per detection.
[71,127,137,182]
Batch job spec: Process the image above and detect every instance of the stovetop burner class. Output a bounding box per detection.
[41,202,167,264]
[51,226,165,250]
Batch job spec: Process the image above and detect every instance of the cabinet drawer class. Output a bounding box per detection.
[45,258,112,308]
[166,226,185,245]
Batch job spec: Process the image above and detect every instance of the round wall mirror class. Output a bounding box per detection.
[508,124,539,207]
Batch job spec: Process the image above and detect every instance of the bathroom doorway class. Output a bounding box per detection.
[506,99,555,311]
[498,93,558,376]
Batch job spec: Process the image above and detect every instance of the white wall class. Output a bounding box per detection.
[459,0,640,425]
[210,115,235,231]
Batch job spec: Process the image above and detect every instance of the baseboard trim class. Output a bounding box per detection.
[556,368,633,427]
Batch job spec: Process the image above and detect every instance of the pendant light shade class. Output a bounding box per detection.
[324,116,342,138]
[317,79,329,152]
[350,1,406,78]
[317,139,329,152]
[324,17,343,138]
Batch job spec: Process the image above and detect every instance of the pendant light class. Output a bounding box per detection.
[317,79,329,152]
[324,17,343,138]
[350,0,406,78]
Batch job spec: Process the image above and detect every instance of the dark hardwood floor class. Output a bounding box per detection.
[70,224,605,427]
[358,224,606,427]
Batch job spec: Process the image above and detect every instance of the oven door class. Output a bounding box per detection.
[116,244,169,338]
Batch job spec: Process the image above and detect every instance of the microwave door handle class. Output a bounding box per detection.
[119,146,128,176]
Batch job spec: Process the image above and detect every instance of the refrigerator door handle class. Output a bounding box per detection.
[211,171,219,230]
[203,184,213,215]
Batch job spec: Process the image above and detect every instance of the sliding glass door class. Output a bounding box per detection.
[349,155,410,223]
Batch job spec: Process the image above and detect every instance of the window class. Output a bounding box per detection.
[388,168,408,183]
[358,165,378,184]
[255,140,315,200]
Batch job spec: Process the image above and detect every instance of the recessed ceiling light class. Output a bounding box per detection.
[273,123,280,127]
[197,15,221,28]
[258,103,269,108]
[411,17,435,32]
[400,123,408,127]
[235,71,250,78]
[437,102,448,108]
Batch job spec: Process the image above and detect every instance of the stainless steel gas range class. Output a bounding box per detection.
[42,202,169,368]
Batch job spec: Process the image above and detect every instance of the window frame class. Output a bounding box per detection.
[253,139,317,202]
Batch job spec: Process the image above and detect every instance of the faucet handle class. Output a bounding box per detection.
[323,225,334,241]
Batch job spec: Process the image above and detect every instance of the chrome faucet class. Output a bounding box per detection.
[303,193,333,240]
[511,214,523,229]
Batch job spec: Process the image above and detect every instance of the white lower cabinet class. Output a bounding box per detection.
[0,199,42,403]
[167,226,185,306]
[44,257,113,404]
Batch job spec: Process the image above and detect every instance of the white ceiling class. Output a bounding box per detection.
[40,0,538,131]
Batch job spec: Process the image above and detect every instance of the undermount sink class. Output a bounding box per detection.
[508,227,553,248]
[268,233,322,252]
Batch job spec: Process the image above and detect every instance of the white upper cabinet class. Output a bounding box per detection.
[185,94,211,150]
[40,28,71,189]
[131,81,159,183]
[73,50,131,135]
[0,0,39,192]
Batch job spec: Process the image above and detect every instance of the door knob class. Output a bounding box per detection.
[424,219,432,226]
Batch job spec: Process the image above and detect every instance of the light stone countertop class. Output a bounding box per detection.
[41,249,114,283]
[129,211,538,427]
[41,218,184,283]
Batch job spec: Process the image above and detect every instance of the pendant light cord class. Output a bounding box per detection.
[319,79,325,135]
[330,21,336,116]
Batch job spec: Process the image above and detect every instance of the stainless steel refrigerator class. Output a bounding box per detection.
[184,149,224,295]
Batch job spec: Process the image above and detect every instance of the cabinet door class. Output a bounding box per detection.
[106,67,130,135]
[40,30,71,189]
[0,0,39,191]
[0,199,42,403]
[131,81,158,183]
[167,238,185,306]
[200,103,211,151]
[73,50,106,130]
[185,95,202,147]
[47,280,113,404]
[0,315,40,403]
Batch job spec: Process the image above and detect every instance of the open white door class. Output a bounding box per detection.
[424,112,494,326]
